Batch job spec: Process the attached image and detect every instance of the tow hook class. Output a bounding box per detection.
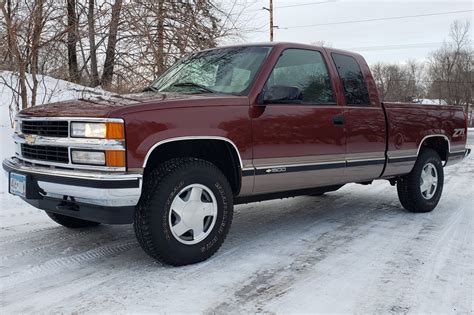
[56,196,80,211]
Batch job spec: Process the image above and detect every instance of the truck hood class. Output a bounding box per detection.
[18,92,248,118]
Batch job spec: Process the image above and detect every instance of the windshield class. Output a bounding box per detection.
[150,46,271,95]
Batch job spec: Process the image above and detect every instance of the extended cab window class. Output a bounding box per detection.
[332,53,370,105]
[266,49,335,104]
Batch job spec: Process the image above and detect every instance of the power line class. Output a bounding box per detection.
[278,9,473,29]
[247,0,335,13]
[275,0,336,9]
[345,42,444,51]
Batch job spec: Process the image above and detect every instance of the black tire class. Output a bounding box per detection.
[134,158,234,266]
[46,212,101,228]
[397,148,444,213]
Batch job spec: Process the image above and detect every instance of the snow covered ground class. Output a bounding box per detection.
[0,80,473,313]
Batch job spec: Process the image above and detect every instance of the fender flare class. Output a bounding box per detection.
[142,136,244,169]
[416,134,451,156]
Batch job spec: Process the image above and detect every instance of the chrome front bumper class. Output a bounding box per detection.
[3,157,142,208]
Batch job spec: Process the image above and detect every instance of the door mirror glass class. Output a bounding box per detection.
[263,85,303,103]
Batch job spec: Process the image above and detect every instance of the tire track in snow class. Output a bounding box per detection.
[356,163,473,314]
[0,226,60,244]
[1,240,138,289]
[412,172,474,313]
[207,201,396,314]
[0,228,99,263]
[358,212,463,314]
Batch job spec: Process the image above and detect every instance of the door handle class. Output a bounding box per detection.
[333,116,344,125]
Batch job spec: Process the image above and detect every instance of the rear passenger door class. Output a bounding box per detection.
[331,53,386,182]
[251,48,346,194]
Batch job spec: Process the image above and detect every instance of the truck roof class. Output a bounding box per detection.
[201,42,362,58]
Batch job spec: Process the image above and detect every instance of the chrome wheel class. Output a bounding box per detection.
[420,162,438,200]
[169,184,217,245]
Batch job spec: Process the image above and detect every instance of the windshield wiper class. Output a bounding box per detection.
[143,86,159,92]
[171,82,215,93]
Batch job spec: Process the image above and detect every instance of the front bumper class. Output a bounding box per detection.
[3,157,142,224]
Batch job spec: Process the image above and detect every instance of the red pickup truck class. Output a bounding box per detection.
[4,43,470,266]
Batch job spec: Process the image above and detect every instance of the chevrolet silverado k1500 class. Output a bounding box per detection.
[3,43,471,266]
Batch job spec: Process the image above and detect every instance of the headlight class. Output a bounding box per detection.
[71,122,107,138]
[70,121,124,139]
[71,150,106,165]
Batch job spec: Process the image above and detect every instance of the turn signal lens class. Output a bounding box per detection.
[106,150,126,167]
[106,122,125,139]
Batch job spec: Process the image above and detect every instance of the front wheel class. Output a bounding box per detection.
[134,158,234,266]
[397,148,444,213]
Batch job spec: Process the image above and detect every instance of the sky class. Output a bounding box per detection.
[226,0,473,64]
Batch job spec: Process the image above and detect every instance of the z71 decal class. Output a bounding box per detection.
[453,128,465,138]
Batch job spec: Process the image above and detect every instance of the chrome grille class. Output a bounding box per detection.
[21,121,69,137]
[21,144,69,163]
[14,116,126,171]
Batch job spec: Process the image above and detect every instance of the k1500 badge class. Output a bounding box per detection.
[266,167,287,174]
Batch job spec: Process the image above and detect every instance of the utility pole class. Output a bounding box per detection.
[263,0,274,42]
[269,0,274,42]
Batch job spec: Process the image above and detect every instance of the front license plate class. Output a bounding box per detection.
[9,172,26,197]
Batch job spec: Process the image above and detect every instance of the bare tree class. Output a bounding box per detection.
[427,20,473,112]
[1,0,67,110]
[30,0,45,106]
[1,0,28,109]
[0,0,14,67]
[67,0,80,83]
[1,0,250,96]
[371,61,426,102]
[87,0,99,86]
[102,0,123,89]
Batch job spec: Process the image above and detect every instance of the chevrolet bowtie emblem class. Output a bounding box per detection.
[25,134,36,145]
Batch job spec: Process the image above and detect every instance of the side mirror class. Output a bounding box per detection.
[262,85,303,104]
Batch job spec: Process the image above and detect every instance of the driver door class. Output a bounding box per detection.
[251,48,346,194]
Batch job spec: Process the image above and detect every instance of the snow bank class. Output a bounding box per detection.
[0,71,109,123]
[412,98,448,105]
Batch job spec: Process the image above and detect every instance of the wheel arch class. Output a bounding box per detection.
[142,136,243,195]
[417,135,451,162]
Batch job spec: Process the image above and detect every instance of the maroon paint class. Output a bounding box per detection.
[18,43,468,175]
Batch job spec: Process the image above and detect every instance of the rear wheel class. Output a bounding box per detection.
[46,212,101,228]
[134,158,234,266]
[397,148,444,213]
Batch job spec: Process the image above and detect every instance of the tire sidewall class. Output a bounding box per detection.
[411,151,444,211]
[147,163,232,263]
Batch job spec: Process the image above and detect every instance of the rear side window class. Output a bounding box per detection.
[332,53,370,105]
